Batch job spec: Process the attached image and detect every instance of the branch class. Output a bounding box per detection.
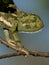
[0,37,49,59]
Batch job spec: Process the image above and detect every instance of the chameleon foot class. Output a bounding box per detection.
[8,40,29,57]
[7,39,16,47]
[14,41,29,57]
[17,47,29,57]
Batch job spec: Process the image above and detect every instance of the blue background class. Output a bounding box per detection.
[0,0,49,65]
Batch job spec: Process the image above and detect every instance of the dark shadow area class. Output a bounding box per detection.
[0,0,16,13]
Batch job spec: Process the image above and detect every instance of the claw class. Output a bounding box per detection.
[17,47,29,57]
[22,48,29,57]
[7,39,29,57]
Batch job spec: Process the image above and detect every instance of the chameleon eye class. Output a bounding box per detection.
[30,16,37,22]
[25,24,31,29]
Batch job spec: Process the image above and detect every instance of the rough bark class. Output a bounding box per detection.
[0,37,49,59]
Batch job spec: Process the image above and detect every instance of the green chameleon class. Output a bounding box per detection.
[0,4,44,57]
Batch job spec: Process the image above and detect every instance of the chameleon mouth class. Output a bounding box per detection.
[18,23,44,33]
[19,28,43,33]
[18,20,44,33]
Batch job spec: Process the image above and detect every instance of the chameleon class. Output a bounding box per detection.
[0,4,44,57]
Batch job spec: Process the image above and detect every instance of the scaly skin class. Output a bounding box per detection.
[0,7,44,56]
[0,11,44,32]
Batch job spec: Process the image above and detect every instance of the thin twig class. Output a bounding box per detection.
[0,37,49,59]
[0,53,21,59]
[0,51,49,59]
[0,37,26,52]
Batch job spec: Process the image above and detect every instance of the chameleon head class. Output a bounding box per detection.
[18,14,44,33]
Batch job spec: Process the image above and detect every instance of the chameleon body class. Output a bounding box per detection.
[0,4,44,56]
[0,11,44,32]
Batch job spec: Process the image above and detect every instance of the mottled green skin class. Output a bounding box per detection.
[17,11,44,32]
[0,11,44,32]
[0,6,44,56]
[0,0,44,32]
